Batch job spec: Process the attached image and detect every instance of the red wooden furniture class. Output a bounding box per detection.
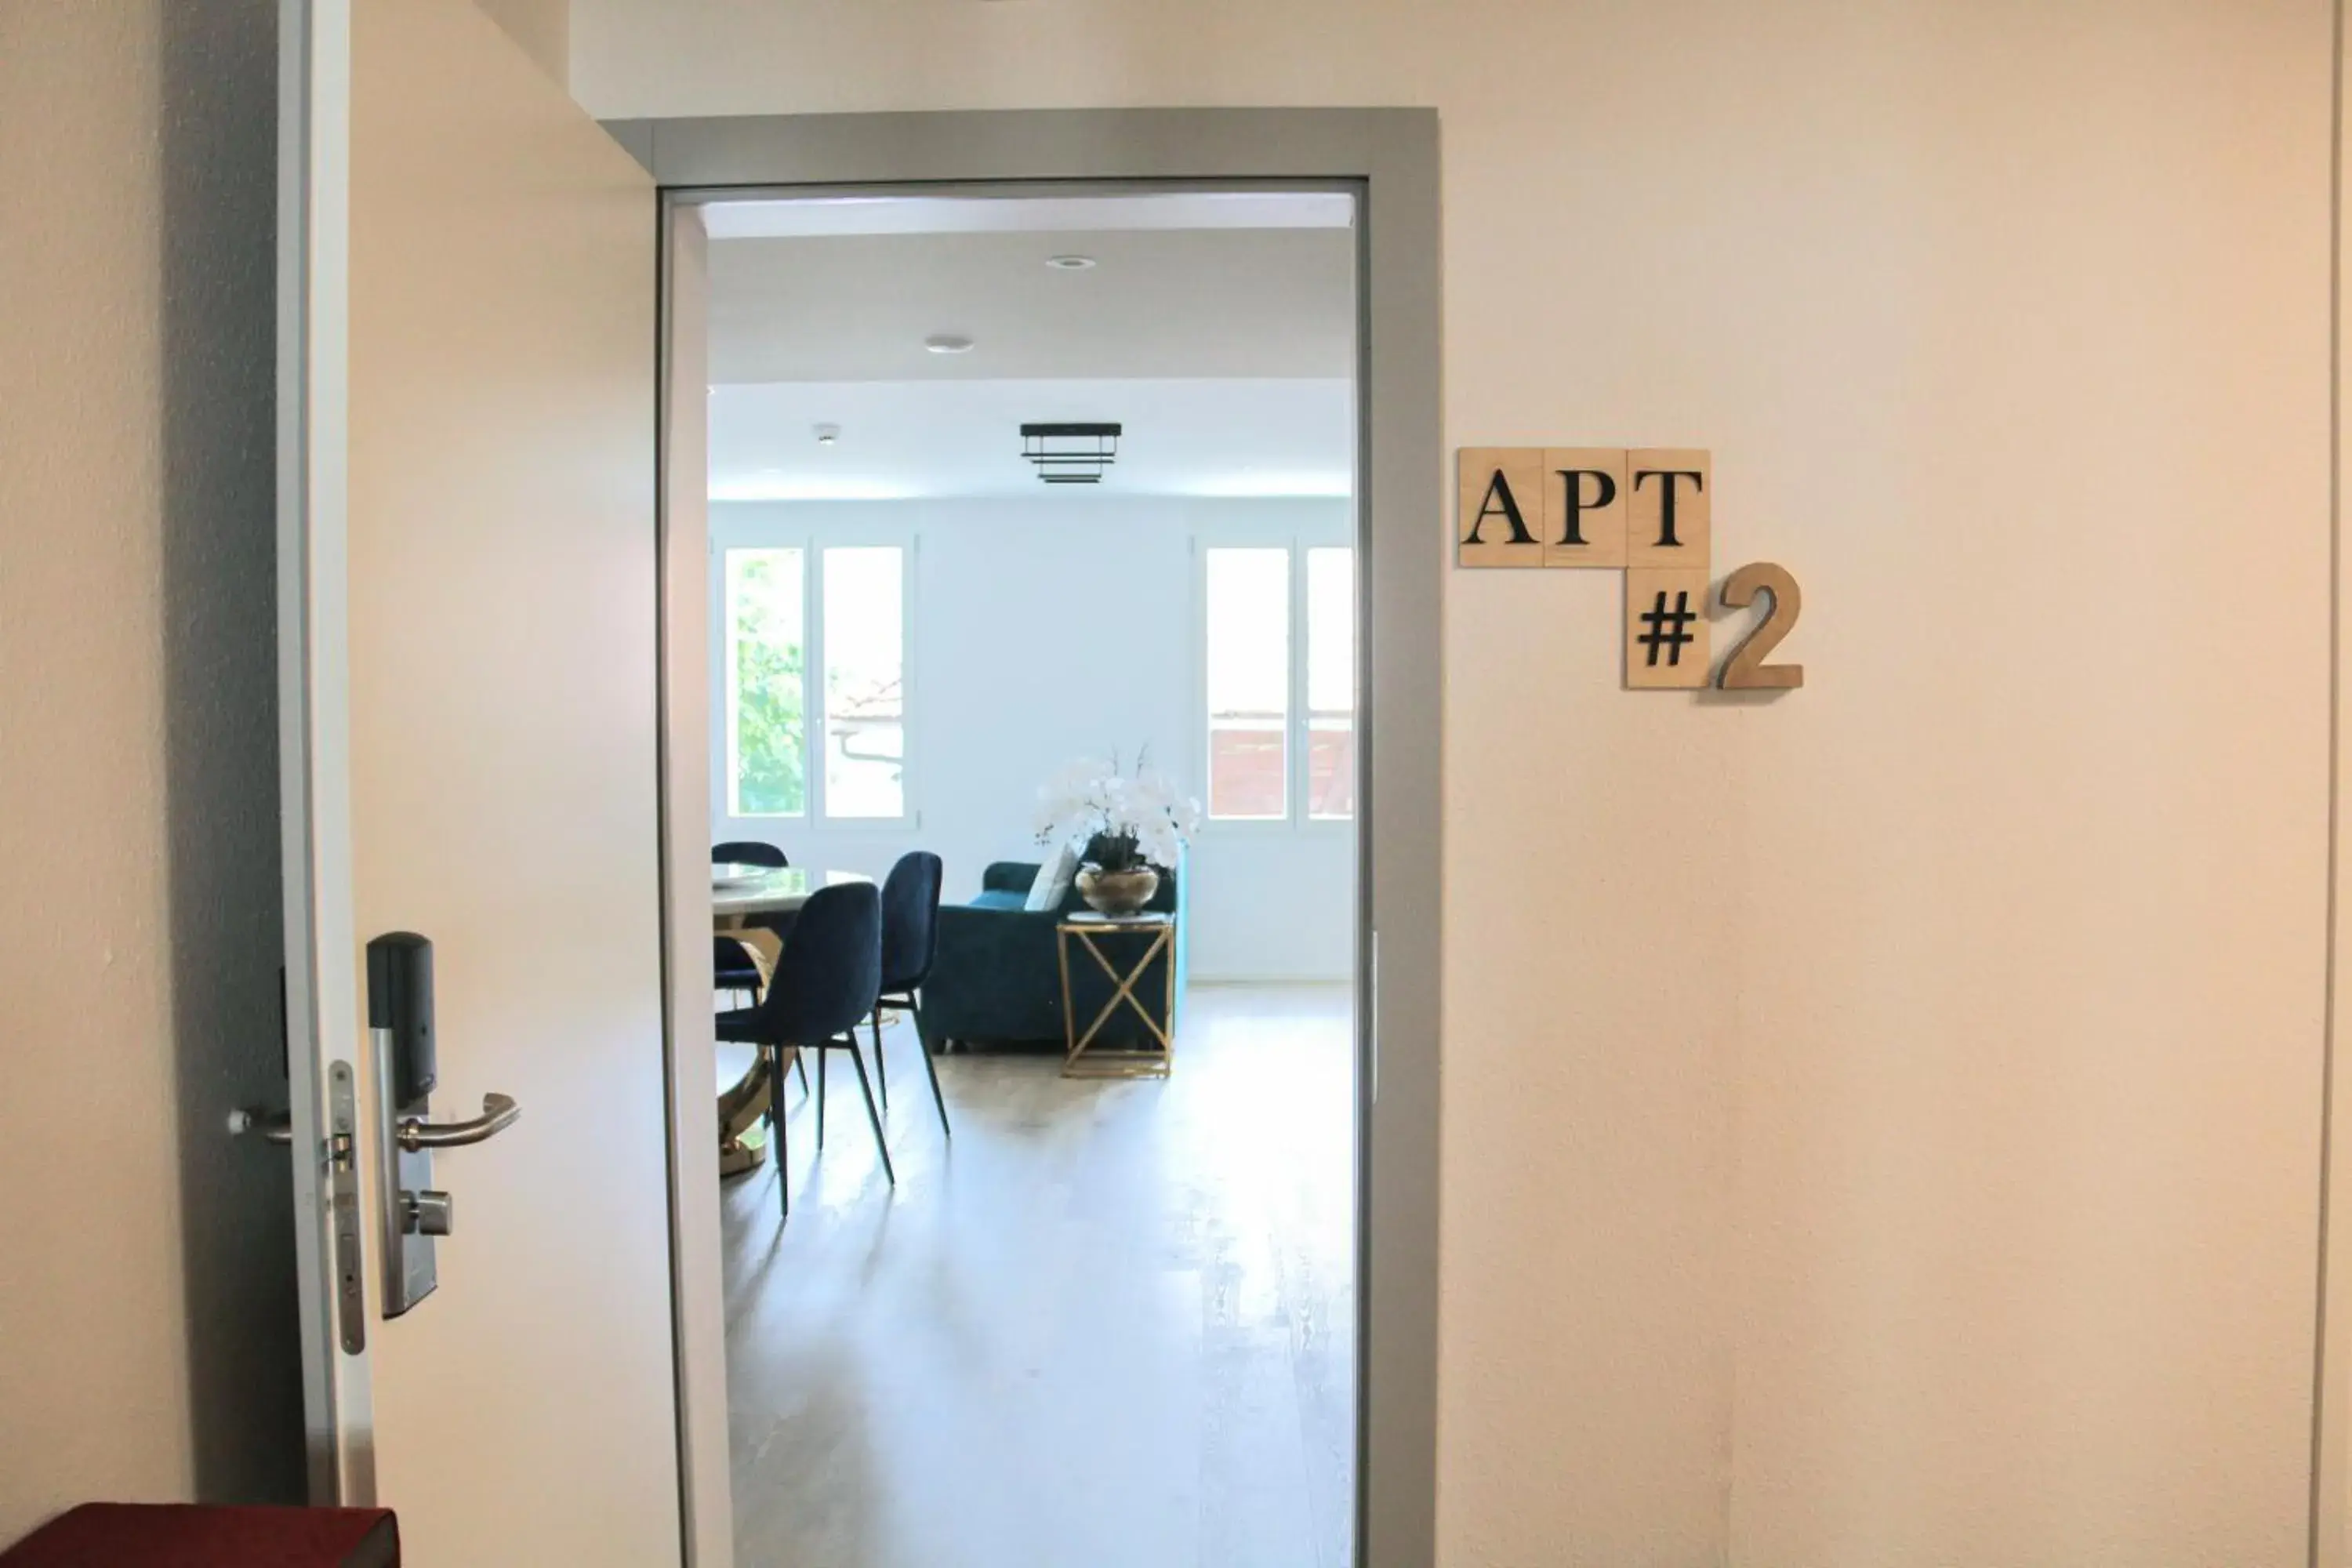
[0,1504,398,1566]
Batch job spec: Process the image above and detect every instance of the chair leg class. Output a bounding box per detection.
[815,1043,827,1149]
[911,998,951,1139]
[766,1046,789,1223]
[871,1011,889,1111]
[840,1033,896,1186]
[795,1053,809,1093]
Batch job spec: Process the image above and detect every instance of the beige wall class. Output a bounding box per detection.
[0,1,2325,1559]
[0,0,300,1544]
[572,2,2339,1563]
[474,0,569,87]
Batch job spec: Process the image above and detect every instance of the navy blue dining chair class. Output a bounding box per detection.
[713,935,762,1008]
[712,840,788,869]
[869,851,950,1138]
[717,880,889,1219]
[714,840,797,942]
[714,935,808,1093]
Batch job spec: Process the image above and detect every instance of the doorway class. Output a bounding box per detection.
[689,187,1359,1567]
[637,107,1439,1568]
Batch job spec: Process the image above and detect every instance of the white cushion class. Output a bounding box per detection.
[1024,842,1078,912]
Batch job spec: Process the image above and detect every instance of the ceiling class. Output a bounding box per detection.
[709,378,1354,503]
[708,228,1355,384]
[704,194,1356,500]
[701,190,1355,241]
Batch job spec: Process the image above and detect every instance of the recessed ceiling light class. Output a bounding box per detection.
[924,333,976,354]
[1047,254,1097,270]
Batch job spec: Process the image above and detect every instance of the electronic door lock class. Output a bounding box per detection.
[368,932,517,1319]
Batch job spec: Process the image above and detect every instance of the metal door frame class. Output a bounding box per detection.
[622,108,1444,1568]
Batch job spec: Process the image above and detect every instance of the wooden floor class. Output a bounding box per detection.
[719,984,1356,1568]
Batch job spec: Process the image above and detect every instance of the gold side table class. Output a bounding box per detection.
[1056,911,1176,1078]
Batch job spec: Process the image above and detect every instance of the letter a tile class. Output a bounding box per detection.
[1544,448,1628,568]
[1624,568,1712,689]
[1457,448,1545,568]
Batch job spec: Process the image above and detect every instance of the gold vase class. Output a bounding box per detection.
[1076,865,1160,915]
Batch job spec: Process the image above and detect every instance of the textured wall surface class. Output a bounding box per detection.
[0,0,301,1543]
[574,4,2337,1563]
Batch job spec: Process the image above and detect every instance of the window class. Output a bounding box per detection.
[1205,548,1292,819]
[821,546,905,818]
[1203,543,1356,823]
[1305,546,1356,819]
[721,542,908,822]
[725,547,805,817]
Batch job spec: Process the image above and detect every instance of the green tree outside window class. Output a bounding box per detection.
[728,550,805,815]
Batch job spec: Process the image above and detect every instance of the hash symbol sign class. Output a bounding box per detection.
[1637,590,1697,667]
[1624,568,1711,689]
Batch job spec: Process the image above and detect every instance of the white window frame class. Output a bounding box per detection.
[1300,542,1359,824]
[710,514,919,833]
[1194,524,1356,832]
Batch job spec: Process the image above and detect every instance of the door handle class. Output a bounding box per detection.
[227,1107,295,1145]
[397,1092,520,1152]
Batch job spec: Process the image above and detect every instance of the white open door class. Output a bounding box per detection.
[277,2,679,1561]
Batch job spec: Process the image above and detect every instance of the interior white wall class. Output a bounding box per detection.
[710,497,1356,982]
[0,0,302,1542]
[574,5,2340,1564]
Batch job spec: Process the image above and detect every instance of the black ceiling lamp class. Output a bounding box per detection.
[1021,422,1122,485]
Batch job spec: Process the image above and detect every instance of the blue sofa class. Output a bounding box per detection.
[918,858,1188,1052]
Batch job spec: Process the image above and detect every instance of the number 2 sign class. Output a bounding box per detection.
[1457,447,1806,692]
[1717,562,1804,690]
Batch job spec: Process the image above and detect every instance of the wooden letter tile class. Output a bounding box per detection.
[1457,448,1546,568]
[1624,568,1712,689]
[1543,448,1628,568]
[1625,448,1711,572]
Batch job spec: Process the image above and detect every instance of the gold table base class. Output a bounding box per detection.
[715,918,787,1176]
[717,1050,793,1176]
[1057,915,1175,1079]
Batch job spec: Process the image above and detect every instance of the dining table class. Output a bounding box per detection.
[712,864,873,1177]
